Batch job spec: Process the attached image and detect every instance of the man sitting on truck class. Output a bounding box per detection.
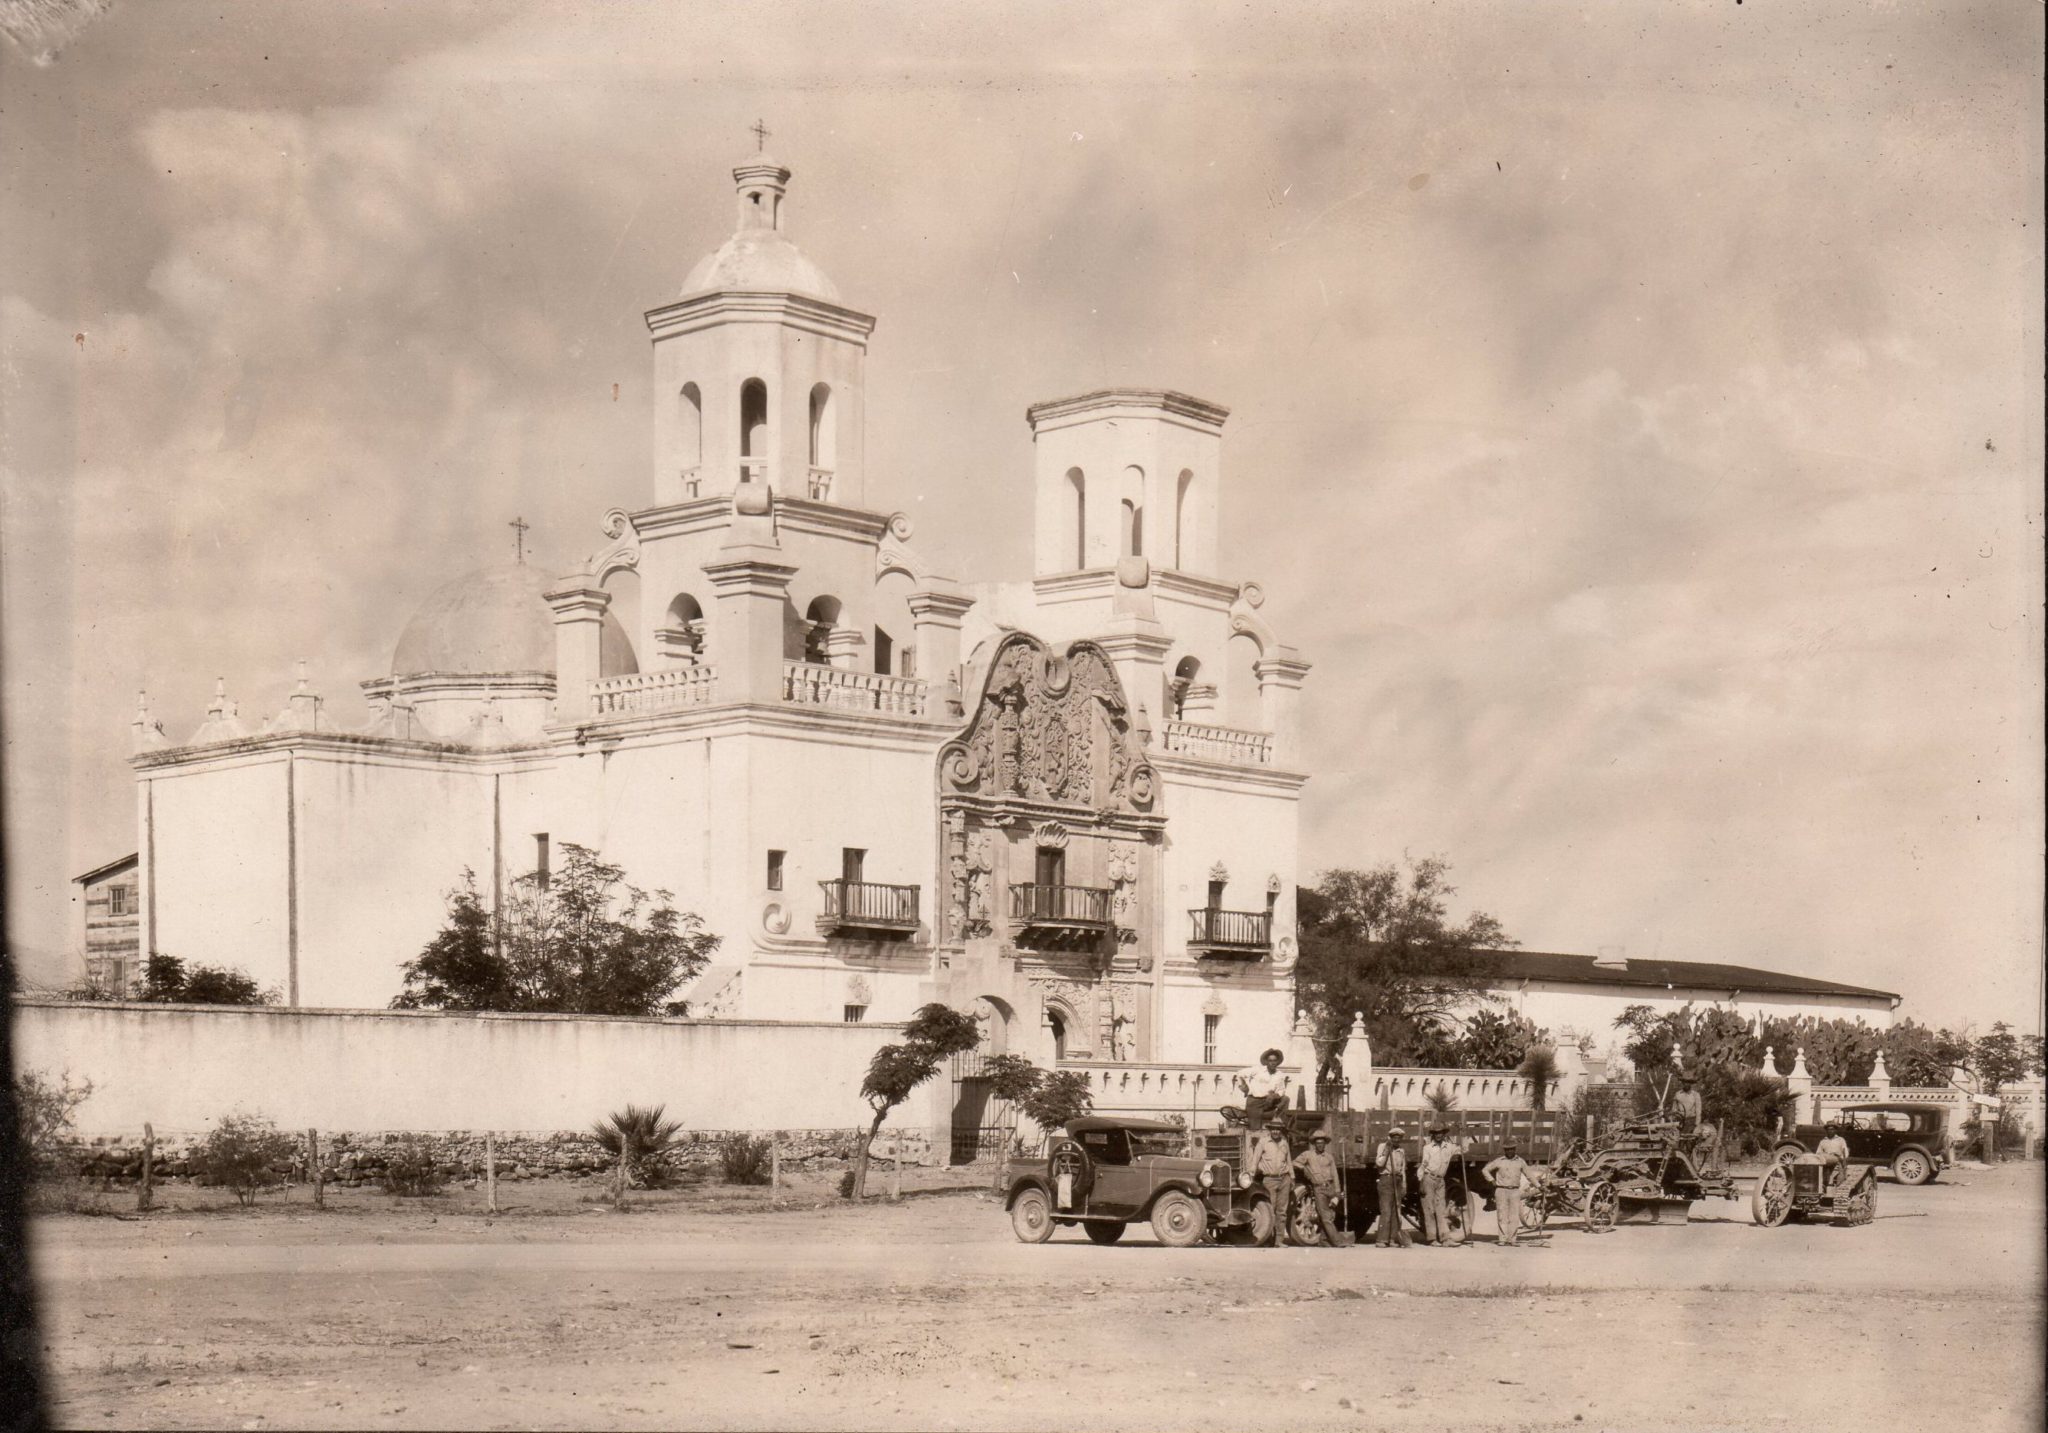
[1816,1122,1851,1185]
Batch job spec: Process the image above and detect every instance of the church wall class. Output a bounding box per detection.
[146,758,291,999]
[13,999,941,1139]
[1158,974,1293,1073]
[291,753,499,1009]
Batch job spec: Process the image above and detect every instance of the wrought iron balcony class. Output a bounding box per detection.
[1010,883,1112,950]
[1187,907,1272,958]
[817,879,920,937]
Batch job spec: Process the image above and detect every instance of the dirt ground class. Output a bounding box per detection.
[27,1162,2046,1432]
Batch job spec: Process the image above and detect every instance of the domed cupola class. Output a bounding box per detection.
[369,558,635,743]
[645,145,877,511]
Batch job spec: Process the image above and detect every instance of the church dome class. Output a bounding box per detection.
[681,229,840,302]
[392,562,557,677]
[391,561,640,680]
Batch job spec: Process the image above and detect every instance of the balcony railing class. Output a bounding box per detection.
[1161,719,1272,766]
[1010,883,1113,928]
[1187,907,1272,957]
[782,661,927,717]
[818,879,920,935]
[589,666,718,717]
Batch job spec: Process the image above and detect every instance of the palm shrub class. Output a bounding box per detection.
[717,1132,772,1185]
[594,1104,683,1189]
[1518,1045,1561,1111]
[1424,1085,1459,1115]
[193,1114,297,1205]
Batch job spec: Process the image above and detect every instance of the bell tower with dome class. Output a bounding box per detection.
[645,151,875,510]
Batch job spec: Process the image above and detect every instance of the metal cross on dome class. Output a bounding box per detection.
[750,119,771,152]
[509,515,529,563]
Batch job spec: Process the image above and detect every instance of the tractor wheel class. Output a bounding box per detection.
[1520,1187,1552,1232]
[1584,1181,1620,1233]
[1150,1191,1206,1248]
[1011,1188,1055,1244]
[1751,1164,1793,1228]
[1772,1145,1805,1165]
[1846,1179,1875,1227]
[1287,1196,1325,1247]
[1891,1149,1932,1186]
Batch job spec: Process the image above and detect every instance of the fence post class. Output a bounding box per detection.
[307,1128,323,1210]
[138,1123,155,1212]
[484,1131,498,1214]
[770,1141,781,1202]
[889,1137,902,1202]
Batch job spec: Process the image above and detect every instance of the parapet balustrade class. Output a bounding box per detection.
[588,666,718,716]
[781,661,927,716]
[1160,718,1272,766]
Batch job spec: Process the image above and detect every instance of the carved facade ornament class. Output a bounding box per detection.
[1266,873,1284,896]
[1032,821,1069,850]
[1106,844,1141,943]
[1032,977,1101,1058]
[1201,992,1229,1018]
[847,975,873,1005]
[589,509,641,585]
[963,833,995,937]
[937,632,1157,816]
[761,902,792,936]
[1271,934,1298,973]
[1209,861,1230,884]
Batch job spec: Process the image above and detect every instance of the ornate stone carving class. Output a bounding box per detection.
[1106,844,1140,943]
[761,902,792,936]
[1032,821,1069,850]
[937,632,1157,816]
[1271,934,1298,973]
[1032,977,1100,1058]
[963,833,994,938]
[1267,873,1283,896]
[1107,982,1141,1061]
[847,975,873,1005]
[1209,861,1230,884]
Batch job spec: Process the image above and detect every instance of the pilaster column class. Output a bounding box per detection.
[1286,1010,1319,1111]
[1254,651,1312,764]
[1868,1049,1892,1100]
[703,543,798,704]
[544,577,611,722]
[1094,623,1173,740]
[821,626,867,670]
[907,588,974,714]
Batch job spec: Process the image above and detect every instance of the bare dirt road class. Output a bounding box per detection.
[28,1164,2045,1431]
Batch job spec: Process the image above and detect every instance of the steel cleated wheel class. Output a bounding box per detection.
[1150,1191,1206,1248]
[1751,1164,1793,1227]
[1845,1180,1875,1227]
[1584,1180,1620,1233]
[1011,1188,1055,1243]
[1287,1196,1325,1247]
[1083,1221,1126,1245]
[1890,1149,1932,1186]
[1519,1183,1553,1232]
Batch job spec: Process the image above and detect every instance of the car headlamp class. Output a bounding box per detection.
[1238,1171,1254,1191]
[1198,1168,1215,1190]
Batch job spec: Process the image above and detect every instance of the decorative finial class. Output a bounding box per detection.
[509,515,530,563]
[293,659,310,694]
[750,118,771,152]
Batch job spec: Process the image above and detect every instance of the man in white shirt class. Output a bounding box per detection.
[1234,1048,1291,1159]
[1418,1124,1461,1246]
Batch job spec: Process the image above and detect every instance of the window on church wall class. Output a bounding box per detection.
[803,595,841,665]
[841,848,865,884]
[534,834,551,891]
[1066,467,1086,567]
[740,378,769,480]
[843,1004,867,1024]
[1207,878,1226,911]
[873,626,893,675]
[1204,1014,1220,1065]
[1119,466,1145,558]
[1170,655,1200,720]
[678,383,702,475]
[1048,1009,1068,1060]
[766,850,784,891]
[1174,468,1194,567]
[808,384,834,470]
[1035,846,1066,887]
[1223,630,1263,730]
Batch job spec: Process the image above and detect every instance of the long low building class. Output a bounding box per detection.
[1475,947,1899,1056]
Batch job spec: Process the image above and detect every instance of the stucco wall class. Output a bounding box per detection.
[11,1000,935,1138]
[146,757,291,996]
[1497,980,1896,1061]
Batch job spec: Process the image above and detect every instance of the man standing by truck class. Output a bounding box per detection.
[1251,1118,1297,1245]
[1483,1139,1530,1247]
[1418,1123,1460,1246]
[1373,1127,1414,1247]
[1292,1130,1350,1246]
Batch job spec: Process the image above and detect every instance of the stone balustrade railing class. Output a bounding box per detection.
[1051,1061,1544,1122]
[1362,1068,1536,1108]
[781,661,927,717]
[1160,718,1272,766]
[589,666,718,717]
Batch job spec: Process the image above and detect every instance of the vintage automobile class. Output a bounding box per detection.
[1773,1103,1949,1186]
[1005,1116,1275,1246]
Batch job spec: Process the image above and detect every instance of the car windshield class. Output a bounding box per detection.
[1128,1131,1189,1157]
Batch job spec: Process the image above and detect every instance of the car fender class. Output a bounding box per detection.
[1138,1178,1207,1219]
[1004,1176,1053,1212]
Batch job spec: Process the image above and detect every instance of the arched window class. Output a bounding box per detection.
[678,383,702,478]
[660,592,705,663]
[1174,468,1194,568]
[1170,655,1201,719]
[807,384,835,499]
[1120,465,1145,558]
[803,595,842,665]
[740,378,768,483]
[1066,467,1086,568]
[1047,1009,1068,1061]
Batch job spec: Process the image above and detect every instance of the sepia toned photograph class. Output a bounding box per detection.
[2,2,2042,1429]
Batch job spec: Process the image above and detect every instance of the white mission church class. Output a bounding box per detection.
[123,151,1312,1073]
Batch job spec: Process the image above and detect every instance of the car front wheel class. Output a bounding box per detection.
[1150,1191,1206,1248]
[1010,1189,1055,1244]
[1083,1221,1126,1245]
[1891,1149,1932,1186]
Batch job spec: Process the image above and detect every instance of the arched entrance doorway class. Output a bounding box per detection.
[949,996,1017,1165]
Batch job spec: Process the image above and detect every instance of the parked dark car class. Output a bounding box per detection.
[1005,1116,1274,1246]
[1774,1103,1949,1185]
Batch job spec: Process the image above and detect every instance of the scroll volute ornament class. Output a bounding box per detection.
[937,633,1157,815]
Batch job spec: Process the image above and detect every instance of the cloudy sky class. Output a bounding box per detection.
[3,0,2040,1030]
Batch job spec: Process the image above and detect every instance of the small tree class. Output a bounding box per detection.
[852,1003,981,1199]
[11,1069,93,1183]
[1972,1023,2034,1095]
[1014,1069,1093,1134]
[137,953,272,1006]
[193,1114,297,1205]
[395,849,719,1016]
[717,1133,772,1185]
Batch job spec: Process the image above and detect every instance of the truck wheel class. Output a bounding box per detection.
[1011,1188,1055,1243]
[1891,1149,1932,1186]
[1772,1145,1805,1164]
[1287,1197,1325,1247]
[1221,1191,1276,1247]
[1150,1191,1206,1248]
[1751,1164,1792,1227]
[1083,1221,1126,1245]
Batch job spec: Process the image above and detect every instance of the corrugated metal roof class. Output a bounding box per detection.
[1472,948,1898,1002]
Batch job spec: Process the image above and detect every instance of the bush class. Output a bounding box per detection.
[193,1114,297,1204]
[381,1136,444,1196]
[718,1133,772,1185]
[11,1069,93,1183]
[593,1103,683,1189]
[837,1169,857,1199]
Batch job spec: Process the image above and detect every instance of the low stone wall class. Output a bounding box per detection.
[59,1126,933,1184]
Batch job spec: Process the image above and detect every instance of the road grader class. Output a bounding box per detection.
[1522,1114,1740,1231]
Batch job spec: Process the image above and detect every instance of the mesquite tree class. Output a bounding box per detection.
[852,1003,981,1199]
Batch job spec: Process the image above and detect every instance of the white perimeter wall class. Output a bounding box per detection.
[12,1001,936,1138]
[1497,980,1897,1062]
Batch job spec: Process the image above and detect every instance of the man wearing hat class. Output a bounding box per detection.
[1372,1127,1414,1247]
[1482,1139,1531,1247]
[1418,1124,1460,1246]
[1291,1129,1350,1246]
[1250,1118,1297,1245]
[1672,1075,1704,1132]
